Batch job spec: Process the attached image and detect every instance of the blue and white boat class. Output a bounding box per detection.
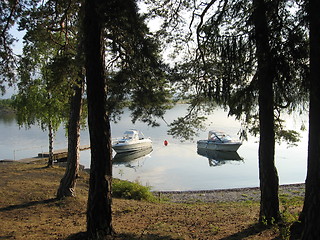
[197,131,242,152]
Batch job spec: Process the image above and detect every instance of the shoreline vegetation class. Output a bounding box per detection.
[0,98,15,114]
[0,106,15,116]
[0,159,304,239]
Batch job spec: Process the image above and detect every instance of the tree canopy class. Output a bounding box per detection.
[0,0,25,94]
[147,0,309,143]
[144,0,309,225]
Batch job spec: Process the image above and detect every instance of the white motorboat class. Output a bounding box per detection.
[112,130,152,153]
[197,131,242,152]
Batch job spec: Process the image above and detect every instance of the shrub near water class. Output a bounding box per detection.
[112,179,156,202]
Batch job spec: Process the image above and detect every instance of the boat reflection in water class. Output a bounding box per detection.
[197,148,243,167]
[113,147,153,165]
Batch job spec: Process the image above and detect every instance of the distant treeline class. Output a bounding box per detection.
[0,99,15,114]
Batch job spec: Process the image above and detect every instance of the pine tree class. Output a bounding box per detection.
[147,0,308,224]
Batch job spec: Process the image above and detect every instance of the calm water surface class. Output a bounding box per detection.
[0,104,308,191]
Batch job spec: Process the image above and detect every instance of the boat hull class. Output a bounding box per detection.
[197,148,242,161]
[112,140,152,153]
[113,147,153,163]
[197,140,241,152]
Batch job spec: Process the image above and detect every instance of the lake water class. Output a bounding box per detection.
[0,104,308,191]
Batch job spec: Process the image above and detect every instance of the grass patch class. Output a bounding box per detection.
[0,162,305,240]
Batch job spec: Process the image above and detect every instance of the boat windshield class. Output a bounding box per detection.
[208,132,232,142]
[122,130,139,140]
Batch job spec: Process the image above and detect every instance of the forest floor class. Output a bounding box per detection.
[0,159,304,240]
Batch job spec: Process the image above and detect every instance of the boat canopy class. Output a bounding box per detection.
[208,131,232,143]
[122,129,145,140]
[122,130,138,140]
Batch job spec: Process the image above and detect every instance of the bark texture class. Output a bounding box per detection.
[253,0,280,224]
[57,79,84,198]
[47,122,54,167]
[301,0,320,238]
[84,0,114,238]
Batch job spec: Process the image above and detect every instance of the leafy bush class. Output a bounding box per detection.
[112,179,156,202]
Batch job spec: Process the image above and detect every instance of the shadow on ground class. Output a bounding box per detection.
[67,224,274,240]
[0,198,57,212]
[219,223,272,240]
[67,232,179,240]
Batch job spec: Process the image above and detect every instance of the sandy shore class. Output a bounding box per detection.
[154,183,305,203]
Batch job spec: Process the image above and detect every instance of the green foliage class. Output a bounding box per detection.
[12,64,70,131]
[0,0,28,93]
[279,194,303,240]
[99,0,174,126]
[244,114,301,145]
[150,0,309,143]
[168,115,207,141]
[199,1,308,144]
[112,179,156,202]
[12,0,84,133]
[0,99,15,119]
[277,130,300,146]
[261,216,276,226]
[10,0,171,132]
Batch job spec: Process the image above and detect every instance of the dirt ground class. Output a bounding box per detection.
[0,160,303,239]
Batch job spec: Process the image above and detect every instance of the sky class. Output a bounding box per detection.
[1,85,16,99]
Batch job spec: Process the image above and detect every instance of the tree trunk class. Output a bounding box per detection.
[300,0,320,238]
[47,122,54,167]
[84,0,114,238]
[57,78,84,199]
[252,0,280,224]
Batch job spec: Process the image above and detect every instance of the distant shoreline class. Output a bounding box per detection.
[0,107,15,115]
[153,183,305,203]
